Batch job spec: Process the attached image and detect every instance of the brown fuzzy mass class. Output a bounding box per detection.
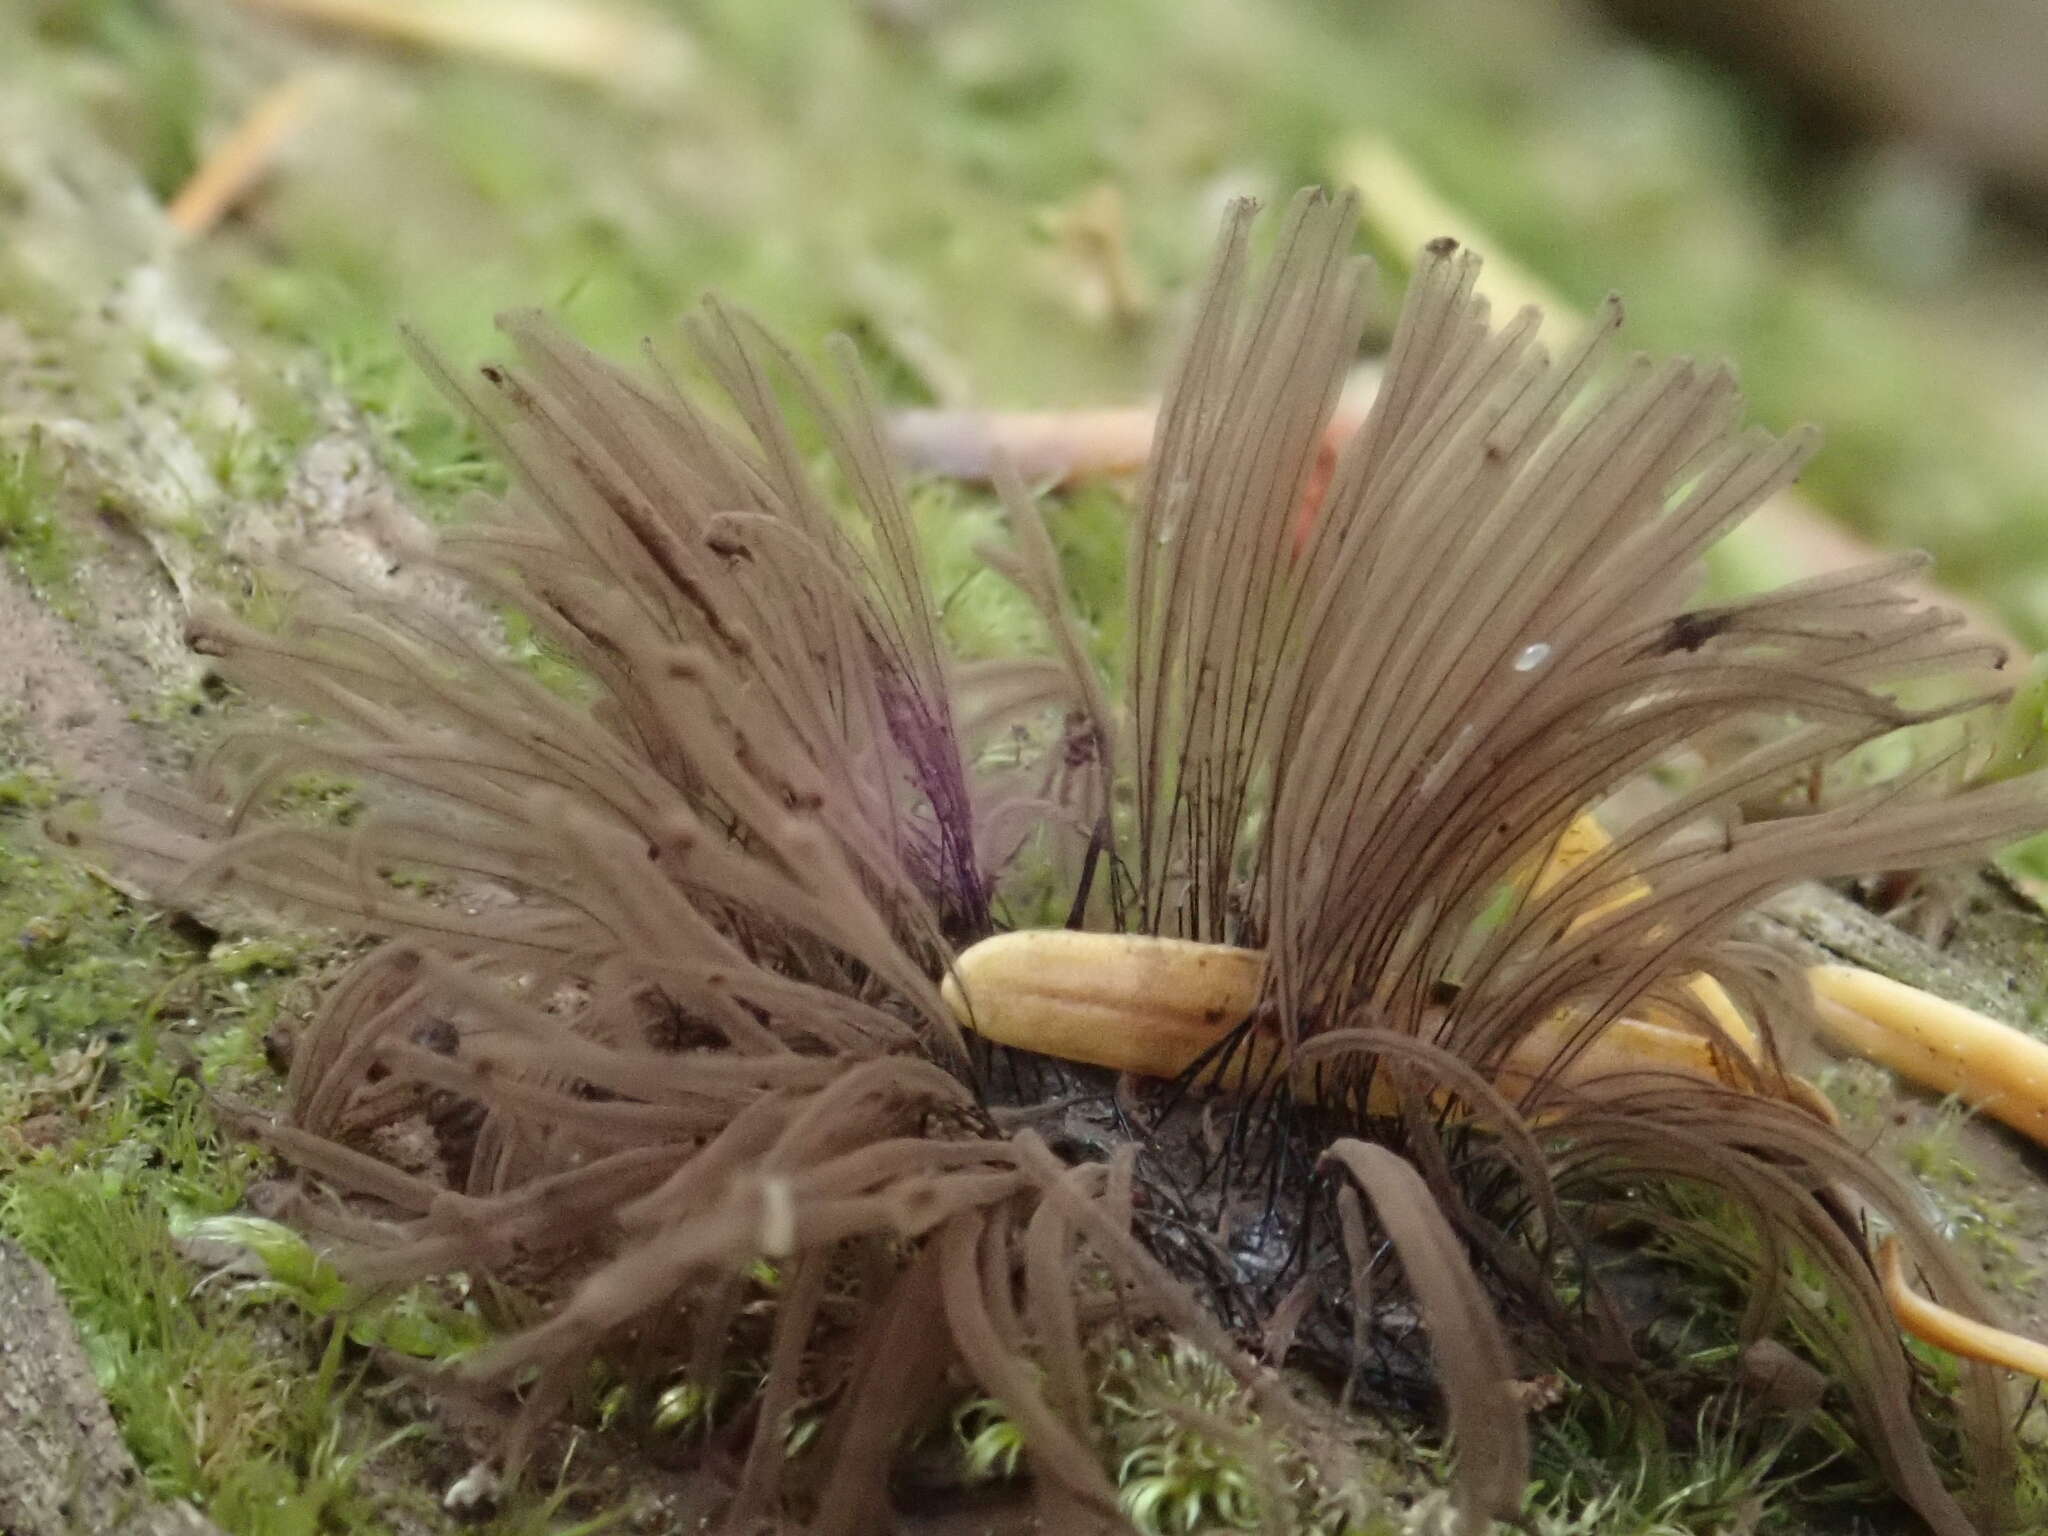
[92,190,2048,1535]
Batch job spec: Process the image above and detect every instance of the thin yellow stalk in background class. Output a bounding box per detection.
[888,406,1161,487]
[236,0,693,92]
[1810,963,2048,1148]
[1332,134,2024,658]
[1879,1238,2048,1385]
[888,373,1382,491]
[1528,811,1761,1057]
[166,72,323,239]
[1337,135,1575,349]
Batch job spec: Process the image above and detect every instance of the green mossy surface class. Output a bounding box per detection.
[8,1,2048,1531]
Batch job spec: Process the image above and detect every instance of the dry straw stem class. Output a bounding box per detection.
[888,376,1381,495]
[237,0,693,92]
[1811,963,2048,1148]
[108,189,2048,1536]
[165,72,325,239]
[1879,1238,2048,1382]
[943,924,1802,1113]
[1333,133,2024,658]
[947,868,2048,1386]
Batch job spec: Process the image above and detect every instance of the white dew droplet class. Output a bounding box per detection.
[1513,642,1553,673]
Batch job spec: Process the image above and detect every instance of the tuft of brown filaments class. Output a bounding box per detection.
[103,190,2048,1536]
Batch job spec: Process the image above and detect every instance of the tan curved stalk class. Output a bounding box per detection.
[1529,813,1760,1058]
[941,928,1800,1112]
[942,812,1815,1112]
[1809,963,2048,1148]
[166,73,323,239]
[1878,1238,2048,1385]
[941,931,1272,1085]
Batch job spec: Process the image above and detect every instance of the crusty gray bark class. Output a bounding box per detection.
[0,1237,227,1536]
[1755,876,2046,1027]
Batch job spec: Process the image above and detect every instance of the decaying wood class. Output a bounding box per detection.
[0,1238,227,1536]
[1756,877,2042,1026]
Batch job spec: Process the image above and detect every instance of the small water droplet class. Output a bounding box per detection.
[1513,642,1552,673]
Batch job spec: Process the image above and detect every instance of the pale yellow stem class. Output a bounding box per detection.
[166,73,323,239]
[889,374,1381,490]
[941,928,1802,1113]
[888,407,1160,487]
[943,810,1801,1110]
[1529,811,1761,1058]
[1336,135,1576,350]
[237,0,692,90]
[1809,963,2048,1148]
[1539,817,2048,1149]
[944,805,2048,1385]
[1878,1238,2048,1385]
[1332,133,2022,657]
[942,930,1266,1082]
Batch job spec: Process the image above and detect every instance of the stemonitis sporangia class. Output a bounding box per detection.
[87,188,2048,1535]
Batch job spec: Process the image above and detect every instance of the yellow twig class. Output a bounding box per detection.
[166,72,322,239]
[943,813,2048,1383]
[942,921,1805,1113]
[889,407,1160,487]
[1809,963,2048,1148]
[236,0,692,90]
[1878,1237,2048,1384]
[889,372,1381,488]
[1530,810,1763,1059]
[1331,134,2024,658]
[1336,135,1573,348]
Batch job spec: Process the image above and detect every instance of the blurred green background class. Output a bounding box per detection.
[9,0,2048,632]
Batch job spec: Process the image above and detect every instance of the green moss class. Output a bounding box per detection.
[9,0,2048,1527]
[29,0,202,199]
[4,1150,378,1518]
[916,479,1047,662]
[1101,1338,1382,1535]
[0,810,412,1530]
[950,1333,1404,1533]
[1525,1398,1816,1536]
[0,431,82,606]
[0,792,628,1533]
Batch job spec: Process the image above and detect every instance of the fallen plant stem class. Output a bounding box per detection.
[948,811,2048,1390]
[1880,1237,2048,1384]
[1331,132,2023,658]
[942,926,1794,1111]
[165,72,323,239]
[1810,962,2048,1149]
[236,0,692,91]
